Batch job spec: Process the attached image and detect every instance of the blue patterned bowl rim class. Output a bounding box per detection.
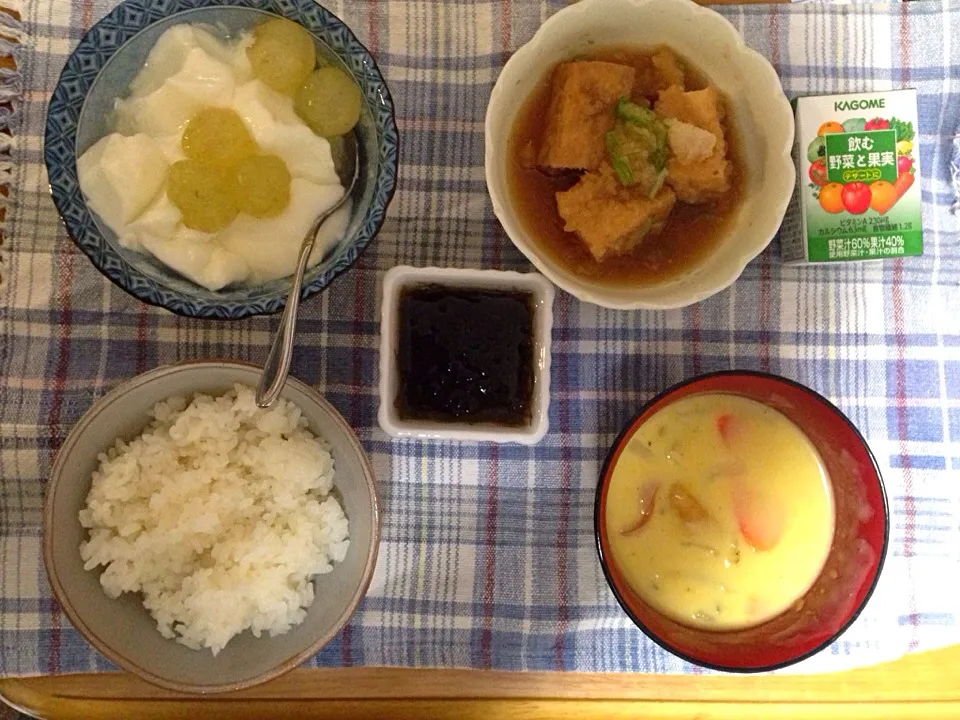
[44,0,399,320]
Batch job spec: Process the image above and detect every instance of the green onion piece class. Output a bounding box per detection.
[616,97,659,128]
[650,145,666,172]
[647,169,667,198]
[605,131,634,186]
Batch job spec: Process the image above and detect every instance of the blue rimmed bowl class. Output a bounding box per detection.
[44,0,398,319]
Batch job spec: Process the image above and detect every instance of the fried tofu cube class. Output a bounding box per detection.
[538,61,636,172]
[654,85,732,204]
[665,150,730,204]
[556,164,677,261]
[652,48,685,90]
[656,85,725,135]
[632,47,685,99]
[668,121,717,163]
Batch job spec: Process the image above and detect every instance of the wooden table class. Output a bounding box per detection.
[2,644,960,719]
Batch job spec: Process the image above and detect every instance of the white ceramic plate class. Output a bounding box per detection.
[378,266,553,444]
[484,0,795,310]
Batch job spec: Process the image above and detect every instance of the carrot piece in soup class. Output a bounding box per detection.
[716,413,733,442]
[732,481,785,551]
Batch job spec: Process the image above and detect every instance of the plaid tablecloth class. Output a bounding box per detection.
[1,0,959,677]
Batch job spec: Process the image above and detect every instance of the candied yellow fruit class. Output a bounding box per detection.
[248,18,316,95]
[181,108,257,168]
[294,67,362,138]
[235,154,292,218]
[167,159,239,233]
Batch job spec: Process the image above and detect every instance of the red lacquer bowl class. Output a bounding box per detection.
[595,371,888,672]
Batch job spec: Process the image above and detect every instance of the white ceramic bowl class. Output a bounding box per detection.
[378,266,553,444]
[484,0,795,310]
[44,361,380,693]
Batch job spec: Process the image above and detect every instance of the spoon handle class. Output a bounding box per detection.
[255,223,319,408]
[255,130,357,408]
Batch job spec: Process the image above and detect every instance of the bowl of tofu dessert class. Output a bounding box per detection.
[485,0,795,310]
[44,0,398,319]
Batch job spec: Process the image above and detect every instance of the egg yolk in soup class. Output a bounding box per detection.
[604,394,835,631]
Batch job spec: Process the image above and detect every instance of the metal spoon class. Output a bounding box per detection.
[256,132,359,408]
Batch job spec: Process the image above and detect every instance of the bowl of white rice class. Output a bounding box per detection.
[43,361,380,693]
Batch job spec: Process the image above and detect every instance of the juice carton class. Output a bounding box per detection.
[782,89,922,264]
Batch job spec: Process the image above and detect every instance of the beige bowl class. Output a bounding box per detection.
[484,0,795,310]
[44,361,380,693]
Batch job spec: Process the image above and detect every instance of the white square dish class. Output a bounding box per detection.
[378,266,554,444]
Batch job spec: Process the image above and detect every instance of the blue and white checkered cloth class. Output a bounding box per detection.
[1,0,959,677]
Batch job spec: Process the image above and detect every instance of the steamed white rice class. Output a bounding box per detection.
[79,384,349,655]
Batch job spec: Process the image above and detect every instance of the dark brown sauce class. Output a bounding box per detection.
[395,285,534,426]
[506,47,746,286]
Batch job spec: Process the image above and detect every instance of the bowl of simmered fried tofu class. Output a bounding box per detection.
[485,0,795,310]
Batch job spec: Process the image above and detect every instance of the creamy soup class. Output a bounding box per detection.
[604,394,835,631]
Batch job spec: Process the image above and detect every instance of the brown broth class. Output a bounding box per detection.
[506,47,746,287]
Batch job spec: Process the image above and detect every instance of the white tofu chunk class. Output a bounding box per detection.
[219,179,344,283]
[232,80,302,133]
[116,47,236,137]
[77,133,169,229]
[231,80,340,186]
[164,46,237,107]
[152,134,187,164]
[667,119,717,164]
[129,25,198,99]
[193,28,254,84]
[140,229,249,291]
[231,79,301,129]
[200,246,251,290]
[117,194,181,251]
[263,124,342,187]
[115,84,201,138]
